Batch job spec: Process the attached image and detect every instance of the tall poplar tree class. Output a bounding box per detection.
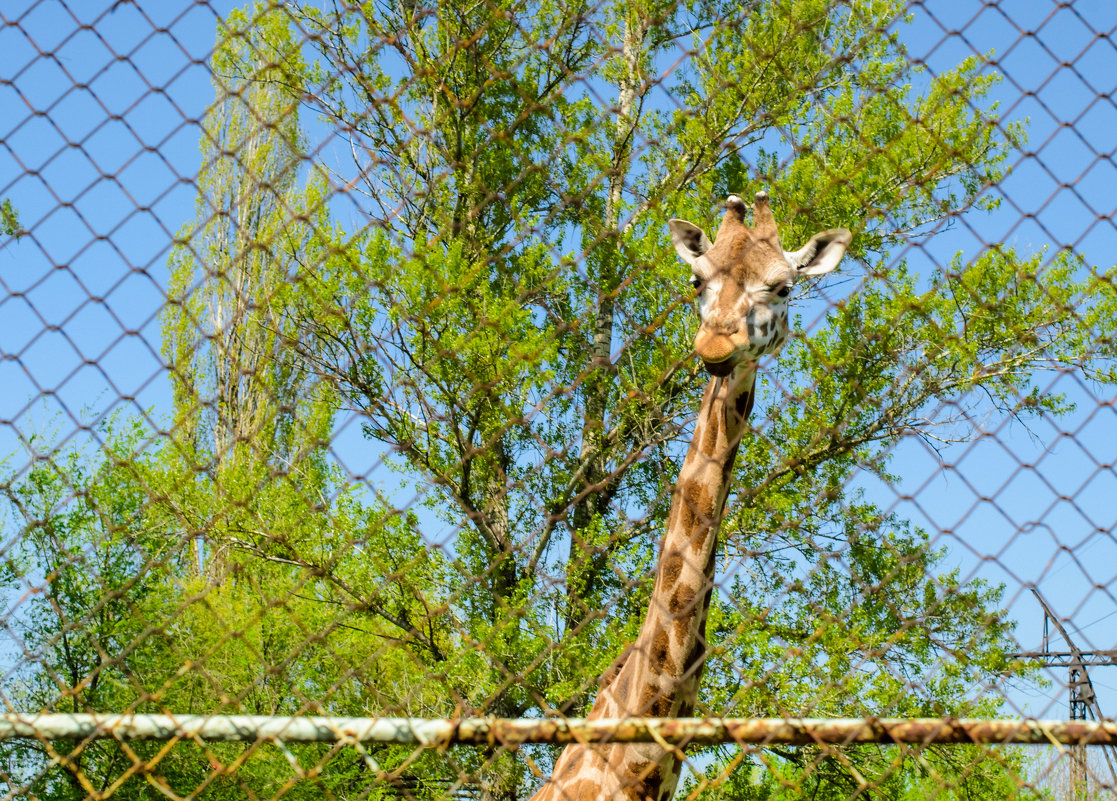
[162,6,329,468]
[161,7,335,581]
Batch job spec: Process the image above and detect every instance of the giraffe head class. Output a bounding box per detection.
[669,192,851,376]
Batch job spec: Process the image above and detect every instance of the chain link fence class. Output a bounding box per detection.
[1,0,1116,798]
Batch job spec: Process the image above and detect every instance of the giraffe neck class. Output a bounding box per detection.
[603,363,754,709]
[535,364,756,801]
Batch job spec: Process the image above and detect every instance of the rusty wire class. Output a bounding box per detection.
[1,0,1116,799]
[3,715,1117,748]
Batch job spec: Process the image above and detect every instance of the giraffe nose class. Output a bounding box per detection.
[707,315,739,335]
[694,327,738,367]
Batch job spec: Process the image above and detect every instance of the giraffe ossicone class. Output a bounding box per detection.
[530,192,851,801]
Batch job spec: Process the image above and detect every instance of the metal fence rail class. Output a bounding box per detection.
[3,715,1117,747]
[2,0,1116,799]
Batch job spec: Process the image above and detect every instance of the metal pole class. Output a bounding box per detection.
[0,714,1117,746]
[1071,662,1088,800]
[1024,589,1117,799]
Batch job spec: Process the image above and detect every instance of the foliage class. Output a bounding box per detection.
[163,3,326,469]
[693,741,1046,799]
[1,198,21,239]
[0,427,457,800]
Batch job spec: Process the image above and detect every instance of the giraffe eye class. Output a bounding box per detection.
[689,275,703,291]
[775,285,791,298]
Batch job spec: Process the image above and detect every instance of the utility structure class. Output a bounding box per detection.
[1010,588,1117,799]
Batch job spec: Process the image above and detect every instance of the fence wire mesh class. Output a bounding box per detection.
[1,0,1116,798]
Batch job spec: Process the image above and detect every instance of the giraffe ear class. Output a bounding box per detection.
[786,228,852,277]
[668,219,712,266]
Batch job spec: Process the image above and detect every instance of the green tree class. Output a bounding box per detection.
[0,7,460,799]
[0,421,458,800]
[273,0,1115,795]
[0,429,186,799]
[147,6,467,796]
[162,2,333,579]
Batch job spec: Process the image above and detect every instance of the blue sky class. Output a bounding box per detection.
[1,0,1116,742]
[0,0,225,447]
[881,0,1117,723]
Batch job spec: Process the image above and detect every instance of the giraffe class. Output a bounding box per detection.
[531,191,852,801]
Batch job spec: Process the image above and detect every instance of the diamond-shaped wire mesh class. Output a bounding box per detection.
[1,0,1116,798]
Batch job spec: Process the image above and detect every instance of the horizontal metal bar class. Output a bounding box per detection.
[1009,651,1117,665]
[2,715,1117,747]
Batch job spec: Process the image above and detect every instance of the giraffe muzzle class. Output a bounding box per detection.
[703,357,736,377]
[695,325,744,373]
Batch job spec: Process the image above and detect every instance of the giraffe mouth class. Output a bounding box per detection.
[703,358,736,377]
